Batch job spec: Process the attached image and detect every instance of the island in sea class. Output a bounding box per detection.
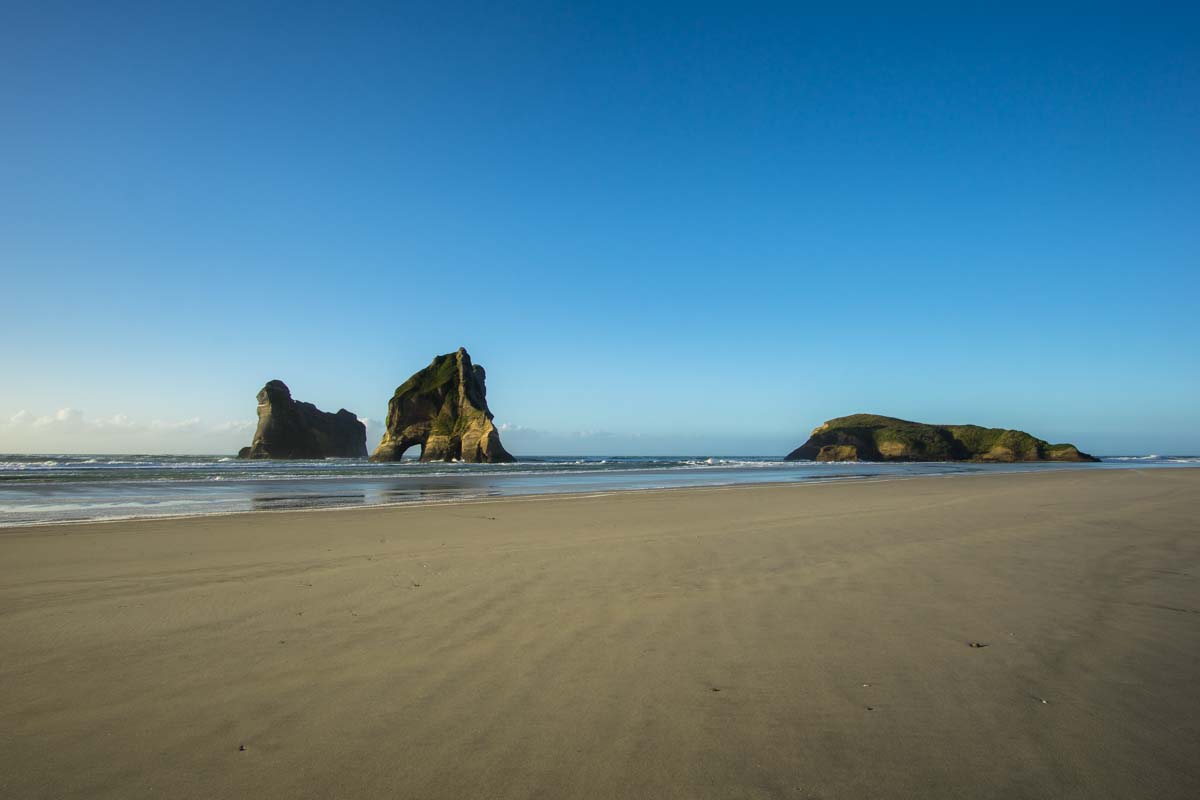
[235,347,513,463]
[784,413,1099,462]
[371,347,513,463]
[237,380,366,459]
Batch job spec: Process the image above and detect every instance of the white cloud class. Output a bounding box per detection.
[150,417,202,431]
[357,417,383,442]
[568,429,617,439]
[498,422,544,436]
[211,420,256,434]
[496,423,625,441]
[31,407,84,427]
[7,409,206,433]
[0,408,261,454]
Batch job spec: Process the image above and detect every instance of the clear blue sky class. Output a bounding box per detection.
[2,2,1197,455]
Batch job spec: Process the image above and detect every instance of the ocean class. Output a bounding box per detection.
[1,453,1197,527]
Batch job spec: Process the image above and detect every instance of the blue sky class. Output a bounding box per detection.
[1,2,1197,455]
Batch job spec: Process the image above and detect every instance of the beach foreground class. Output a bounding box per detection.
[2,470,1198,799]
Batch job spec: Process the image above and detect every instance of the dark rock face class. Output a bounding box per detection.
[784,414,1099,463]
[238,380,367,459]
[370,348,514,463]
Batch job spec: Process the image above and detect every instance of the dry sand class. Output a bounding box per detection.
[2,469,1199,799]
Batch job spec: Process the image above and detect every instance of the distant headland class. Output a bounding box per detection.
[784,414,1099,463]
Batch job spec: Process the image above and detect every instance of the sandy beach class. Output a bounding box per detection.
[2,468,1198,799]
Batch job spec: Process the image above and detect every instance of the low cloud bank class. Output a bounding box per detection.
[1,409,255,454]
[2,410,793,457]
[495,422,789,457]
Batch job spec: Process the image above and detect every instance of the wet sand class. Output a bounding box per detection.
[2,469,1198,799]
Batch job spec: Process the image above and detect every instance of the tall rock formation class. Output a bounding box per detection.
[237,380,367,459]
[371,348,514,463]
[784,414,1099,463]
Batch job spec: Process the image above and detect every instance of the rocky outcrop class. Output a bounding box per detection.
[370,348,514,463]
[784,414,1099,463]
[237,380,367,459]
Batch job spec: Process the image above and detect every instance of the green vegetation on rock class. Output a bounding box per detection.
[370,348,514,463]
[784,414,1098,463]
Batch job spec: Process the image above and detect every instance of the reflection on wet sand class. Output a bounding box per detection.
[378,476,503,506]
[250,491,368,512]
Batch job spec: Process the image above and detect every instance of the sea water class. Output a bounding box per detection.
[1,454,1197,527]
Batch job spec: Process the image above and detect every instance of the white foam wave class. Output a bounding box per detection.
[1103,455,1200,463]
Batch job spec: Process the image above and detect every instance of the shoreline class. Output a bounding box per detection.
[0,462,1147,532]
[4,459,1190,531]
[0,472,904,532]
